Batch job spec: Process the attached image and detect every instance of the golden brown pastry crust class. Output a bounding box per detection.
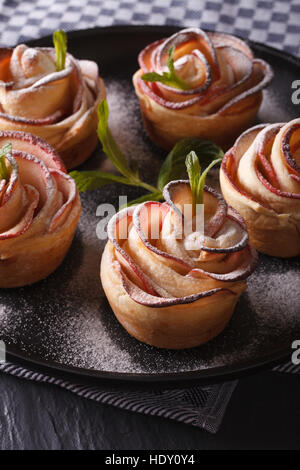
[133,28,273,151]
[0,46,106,169]
[220,120,300,257]
[0,131,81,287]
[100,182,257,349]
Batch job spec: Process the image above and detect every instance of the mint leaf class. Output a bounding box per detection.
[70,100,224,208]
[69,170,133,193]
[141,46,190,90]
[141,72,168,83]
[185,151,222,210]
[130,158,140,180]
[53,29,67,72]
[97,100,137,181]
[157,138,224,191]
[70,99,157,194]
[186,151,201,212]
[122,191,163,209]
[167,45,176,75]
[0,142,12,182]
[197,156,223,204]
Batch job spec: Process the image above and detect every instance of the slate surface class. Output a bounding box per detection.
[1,370,300,449]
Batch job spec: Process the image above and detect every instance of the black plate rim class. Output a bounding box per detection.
[24,24,300,66]
[3,24,298,385]
[6,344,290,386]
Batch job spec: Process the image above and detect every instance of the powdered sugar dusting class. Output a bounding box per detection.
[259,88,293,123]
[0,77,299,378]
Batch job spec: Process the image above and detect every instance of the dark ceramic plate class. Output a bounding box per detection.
[1,26,300,386]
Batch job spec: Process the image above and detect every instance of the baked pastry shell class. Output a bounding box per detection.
[0,47,106,169]
[0,131,81,287]
[133,69,262,151]
[0,205,80,288]
[220,127,300,258]
[101,241,243,349]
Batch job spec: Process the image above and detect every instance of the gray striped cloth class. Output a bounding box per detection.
[274,361,300,374]
[0,361,238,433]
[0,0,299,434]
[0,360,297,433]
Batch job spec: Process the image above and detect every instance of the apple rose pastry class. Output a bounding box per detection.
[101,177,257,349]
[0,130,81,288]
[0,33,105,169]
[133,28,273,150]
[220,119,300,258]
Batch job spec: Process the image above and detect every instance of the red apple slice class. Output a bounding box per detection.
[0,184,39,240]
[189,245,257,282]
[133,200,191,272]
[48,169,79,232]
[163,180,249,253]
[119,263,235,308]
[0,130,65,172]
[107,207,158,296]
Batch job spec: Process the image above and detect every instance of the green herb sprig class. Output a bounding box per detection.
[141,46,190,90]
[53,29,67,72]
[185,151,222,214]
[0,142,12,182]
[69,99,224,207]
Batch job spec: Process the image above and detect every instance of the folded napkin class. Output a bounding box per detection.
[274,361,300,374]
[0,361,237,433]
[0,359,298,433]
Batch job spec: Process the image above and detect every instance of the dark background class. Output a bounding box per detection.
[1,369,300,449]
